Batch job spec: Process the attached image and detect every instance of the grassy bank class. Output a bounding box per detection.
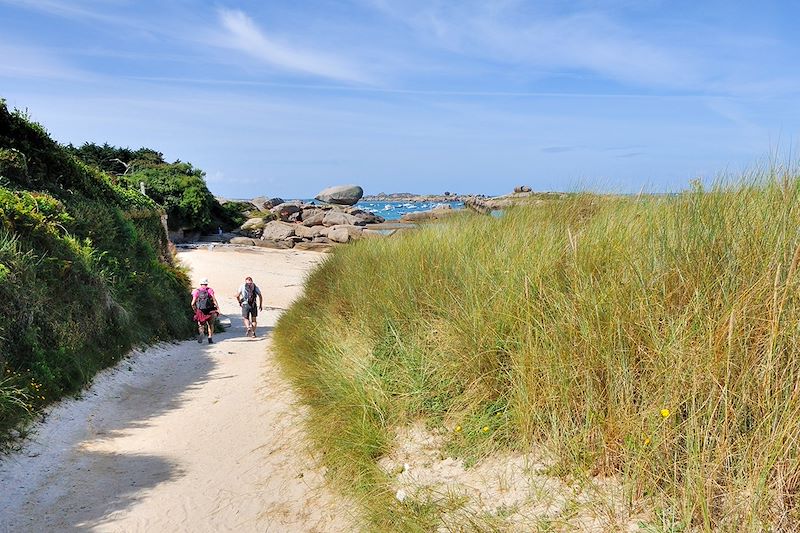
[274,174,800,531]
[0,103,194,444]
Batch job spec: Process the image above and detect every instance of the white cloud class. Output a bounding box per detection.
[215,9,371,84]
[361,1,704,90]
[0,42,88,81]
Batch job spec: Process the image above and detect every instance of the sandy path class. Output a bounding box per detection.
[0,246,356,532]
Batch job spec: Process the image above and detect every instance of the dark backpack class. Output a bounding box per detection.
[196,288,215,312]
[246,284,258,307]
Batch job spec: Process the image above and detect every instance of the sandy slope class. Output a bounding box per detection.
[0,246,356,532]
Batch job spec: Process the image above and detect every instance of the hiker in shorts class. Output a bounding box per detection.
[191,278,220,344]
[236,276,263,337]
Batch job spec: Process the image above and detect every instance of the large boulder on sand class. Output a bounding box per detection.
[315,185,364,206]
[260,221,296,241]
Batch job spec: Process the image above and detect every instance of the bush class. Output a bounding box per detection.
[0,101,194,445]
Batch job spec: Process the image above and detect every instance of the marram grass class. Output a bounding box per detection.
[274,175,800,531]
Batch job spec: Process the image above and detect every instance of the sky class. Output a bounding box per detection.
[2,1,800,199]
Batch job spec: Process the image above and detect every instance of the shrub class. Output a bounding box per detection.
[0,101,194,445]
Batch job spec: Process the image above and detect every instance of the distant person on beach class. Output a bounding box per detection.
[191,278,220,344]
[217,226,223,235]
[236,276,263,338]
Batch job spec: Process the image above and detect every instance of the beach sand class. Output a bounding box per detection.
[0,246,357,532]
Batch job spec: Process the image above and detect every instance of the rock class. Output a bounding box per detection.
[312,236,332,243]
[327,227,351,243]
[295,225,326,239]
[294,242,334,252]
[328,225,364,239]
[270,202,302,221]
[264,197,284,209]
[260,221,296,241]
[485,198,514,209]
[464,196,491,215]
[241,217,268,233]
[229,237,256,246]
[345,208,385,224]
[301,210,327,226]
[513,185,532,193]
[400,211,434,222]
[250,196,269,210]
[315,185,364,206]
[322,211,365,227]
[254,239,294,249]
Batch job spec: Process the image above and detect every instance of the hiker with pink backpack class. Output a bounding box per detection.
[191,278,220,344]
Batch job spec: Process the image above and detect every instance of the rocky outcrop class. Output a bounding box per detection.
[315,185,364,206]
[222,198,390,252]
[464,197,492,215]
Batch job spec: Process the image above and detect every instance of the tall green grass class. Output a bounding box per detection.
[274,174,800,531]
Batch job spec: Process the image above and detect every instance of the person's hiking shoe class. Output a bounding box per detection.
[245,326,252,337]
[208,337,214,344]
[197,334,203,343]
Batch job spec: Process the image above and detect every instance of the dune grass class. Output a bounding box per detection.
[274,171,800,531]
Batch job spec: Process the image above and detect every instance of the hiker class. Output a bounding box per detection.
[236,276,263,337]
[191,278,220,344]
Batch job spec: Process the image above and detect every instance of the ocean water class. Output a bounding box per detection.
[356,200,464,221]
[297,199,465,221]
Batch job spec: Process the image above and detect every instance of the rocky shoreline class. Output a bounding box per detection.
[177,185,566,252]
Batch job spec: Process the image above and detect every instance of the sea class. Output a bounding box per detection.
[359,200,464,220]
[302,200,465,221]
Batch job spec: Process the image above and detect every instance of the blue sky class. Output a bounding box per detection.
[1,0,799,199]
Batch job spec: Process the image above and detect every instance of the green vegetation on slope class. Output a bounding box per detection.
[0,103,195,443]
[274,175,800,531]
[67,142,246,232]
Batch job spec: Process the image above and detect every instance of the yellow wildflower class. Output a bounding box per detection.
[643,436,651,446]
[482,426,490,433]
[660,409,670,418]
[454,425,462,433]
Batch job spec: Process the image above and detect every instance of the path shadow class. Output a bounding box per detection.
[0,333,224,530]
[2,452,181,532]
